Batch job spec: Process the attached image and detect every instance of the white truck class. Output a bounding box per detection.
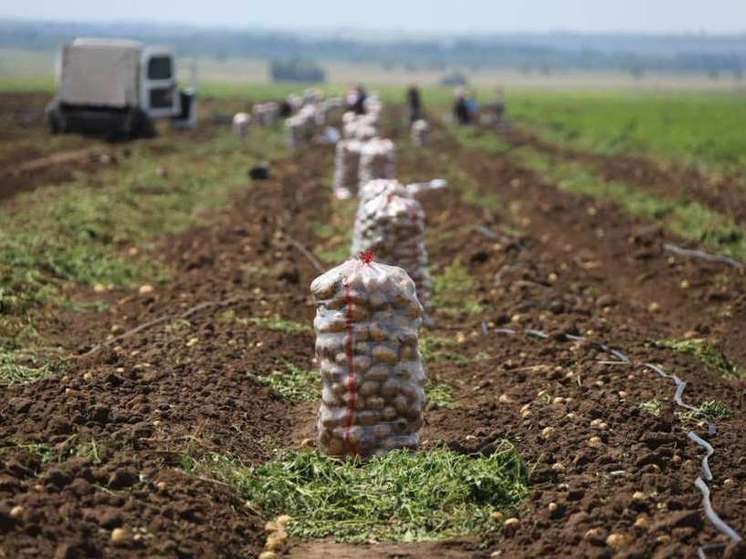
[46,38,195,139]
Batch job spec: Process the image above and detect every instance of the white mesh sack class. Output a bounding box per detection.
[232,112,251,139]
[285,115,310,149]
[411,119,430,147]
[352,179,410,254]
[351,190,433,314]
[311,253,426,459]
[286,105,321,148]
[333,139,363,199]
[252,102,279,126]
[359,138,396,186]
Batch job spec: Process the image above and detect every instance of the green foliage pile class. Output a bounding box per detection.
[182,445,528,543]
[677,400,731,424]
[658,338,743,380]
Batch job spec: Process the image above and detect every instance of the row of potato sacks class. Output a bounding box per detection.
[333,94,389,199]
[312,100,436,458]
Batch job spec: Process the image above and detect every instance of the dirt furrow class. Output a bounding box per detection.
[501,125,746,227]
[454,139,746,369]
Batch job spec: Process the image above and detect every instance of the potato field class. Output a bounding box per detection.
[0,85,744,559]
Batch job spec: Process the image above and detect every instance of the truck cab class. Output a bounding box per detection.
[47,38,185,139]
[140,45,180,120]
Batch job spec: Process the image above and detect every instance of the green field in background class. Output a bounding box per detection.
[507,90,746,174]
[3,73,744,175]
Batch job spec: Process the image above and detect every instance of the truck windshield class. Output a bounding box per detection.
[147,56,172,80]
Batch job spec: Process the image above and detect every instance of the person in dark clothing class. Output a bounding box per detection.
[279,99,293,118]
[453,89,471,125]
[351,84,367,115]
[407,85,422,123]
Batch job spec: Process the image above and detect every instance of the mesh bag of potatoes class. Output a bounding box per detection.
[411,119,430,147]
[359,138,396,186]
[286,105,320,148]
[352,179,409,254]
[351,189,433,314]
[333,139,363,199]
[311,253,426,459]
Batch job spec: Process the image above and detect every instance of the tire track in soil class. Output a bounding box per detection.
[500,125,746,228]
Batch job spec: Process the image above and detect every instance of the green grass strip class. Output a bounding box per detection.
[507,146,746,262]
[250,362,319,402]
[182,445,528,543]
[433,260,484,317]
[657,338,744,380]
[241,315,312,335]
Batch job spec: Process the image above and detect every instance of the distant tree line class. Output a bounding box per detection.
[1,20,745,76]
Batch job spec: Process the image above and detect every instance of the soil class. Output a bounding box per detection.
[499,125,746,226]
[1,93,744,558]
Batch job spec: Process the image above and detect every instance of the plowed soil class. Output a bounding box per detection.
[500,125,746,226]
[1,94,744,559]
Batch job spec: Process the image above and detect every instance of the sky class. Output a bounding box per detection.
[2,0,745,34]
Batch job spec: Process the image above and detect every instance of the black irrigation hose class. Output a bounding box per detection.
[482,321,743,555]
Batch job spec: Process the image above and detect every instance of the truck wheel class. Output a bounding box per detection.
[47,109,64,134]
[131,110,156,139]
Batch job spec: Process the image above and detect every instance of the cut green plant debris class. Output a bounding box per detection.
[657,338,744,380]
[0,348,62,385]
[250,362,320,402]
[420,335,459,361]
[451,126,512,156]
[433,260,484,317]
[250,361,457,408]
[240,314,312,335]
[639,399,664,417]
[312,207,355,266]
[420,335,489,365]
[445,162,502,211]
[677,400,731,425]
[0,436,105,468]
[181,445,528,543]
[426,380,458,409]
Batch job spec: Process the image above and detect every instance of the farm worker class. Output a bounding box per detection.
[493,86,506,122]
[347,84,368,115]
[279,99,293,118]
[407,85,422,123]
[453,87,470,125]
[465,89,480,122]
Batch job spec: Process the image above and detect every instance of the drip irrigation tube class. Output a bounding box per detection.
[484,323,743,554]
[663,243,744,270]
